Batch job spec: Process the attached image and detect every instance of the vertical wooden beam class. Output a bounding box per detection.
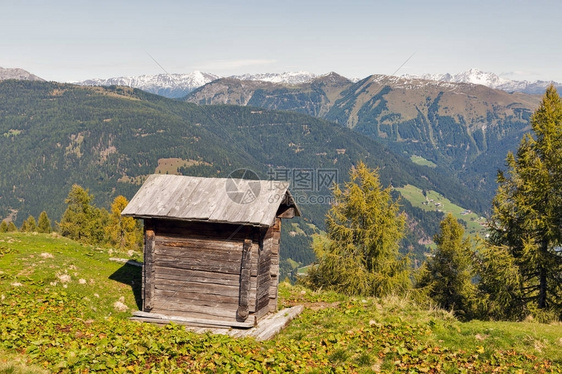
[237,239,253,322]
[143,226,156,312]
[269,218,281,312]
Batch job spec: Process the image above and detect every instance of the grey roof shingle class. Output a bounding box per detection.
[121,174,300,227]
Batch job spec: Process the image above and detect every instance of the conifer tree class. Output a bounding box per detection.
[105,195,142,250]
[473,240,524,320]
[20,220,29,232]
[489,85,562,315]
[23,215,37,232]
[416,213,475,318]
[37,211,52,233]
[0,221,7,233]
[7,221,17,232]
[59,184,106,244]
[305,162,410,296]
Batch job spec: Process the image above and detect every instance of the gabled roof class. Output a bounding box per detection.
[121,174,300,227]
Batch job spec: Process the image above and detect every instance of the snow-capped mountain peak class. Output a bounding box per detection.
[76,71,323,97]
[411,68,509,87]
[77,71,221,98]
[232,71,317,85]
[404,68,562,94]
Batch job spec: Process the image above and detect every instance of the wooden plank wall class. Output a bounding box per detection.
[254,228,271,321]
[143,220,262,324]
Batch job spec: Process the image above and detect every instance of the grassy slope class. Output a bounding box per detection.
[396,184,487,237]
[1,233,561,373]
[410,155,437,168]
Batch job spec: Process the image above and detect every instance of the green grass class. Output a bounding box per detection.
[297,265,312,275]
[410,155,437,168]
[0,232,141,320]
[396,184,487,236]
[1,232,561,373]
[0,349,48,374]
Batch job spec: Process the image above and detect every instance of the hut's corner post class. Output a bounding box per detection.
[237,239,253,322]
[143,222,156,312]
[269,218,281,312]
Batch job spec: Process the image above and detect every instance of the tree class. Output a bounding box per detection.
[7,221,17,232]
[105,195,142,251]
[473,240,524,320]
[489,85,562,315]
[59,184,107,244]
[21,215,37,232]
[0,221,7,233]
[416,213,476,318]
[305,162,410,297]
[37,211,52,233]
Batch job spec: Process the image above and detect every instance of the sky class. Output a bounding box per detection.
[1,0,561,82]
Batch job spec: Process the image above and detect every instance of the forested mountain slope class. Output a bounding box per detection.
[0,80,486,265]
[186,75,542,200]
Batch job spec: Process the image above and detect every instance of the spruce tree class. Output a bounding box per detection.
[305,162,410,297]
[0,221,7,233]
[37,211,52,233]
[416,213,475,318]
[489,85,562,315]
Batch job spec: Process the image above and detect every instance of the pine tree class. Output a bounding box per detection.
[489,85,562,315]
[0,221,7,233]
[37,211,52,233]
[416,213,476,318]
[305,162,410,297]
[105,195,142,250]
[7,222,17,232]
[20,220,29,232]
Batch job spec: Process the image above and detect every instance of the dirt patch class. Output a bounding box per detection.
[285,301,340,311]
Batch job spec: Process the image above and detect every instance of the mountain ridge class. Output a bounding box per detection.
[405,68,562,95]
[0,67,44,82]
[184,73,542,200]
[78,71,220,98]
[73,68,562,98]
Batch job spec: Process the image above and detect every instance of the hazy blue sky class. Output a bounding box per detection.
[2,0,560,82]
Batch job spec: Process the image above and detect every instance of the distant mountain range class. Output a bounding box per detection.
[2,66,560,97]
[3,65,555,199]
[0,67,44,82]
[406,68,562,95]
[73,68,562,98]
[184,72,542,201]
[78,71,221,98]
[72,67,557,199]
[77,71,321,98]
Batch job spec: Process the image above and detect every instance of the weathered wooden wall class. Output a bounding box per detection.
[263,218,281,313]
[142,219,273,325]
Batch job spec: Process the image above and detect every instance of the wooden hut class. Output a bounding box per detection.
[121,174,300,328]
